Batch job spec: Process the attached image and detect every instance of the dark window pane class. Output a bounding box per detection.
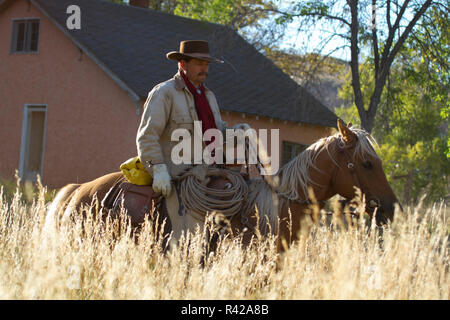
[282,141,308,166]
[29,21,39,51]
[15,22,25,52]
[25,110,46,174]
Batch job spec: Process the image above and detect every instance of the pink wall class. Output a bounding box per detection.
[0,0,140,188]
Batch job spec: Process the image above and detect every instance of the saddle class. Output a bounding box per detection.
[101,179,166,228]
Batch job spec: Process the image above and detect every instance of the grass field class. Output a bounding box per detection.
[0,181,448,300]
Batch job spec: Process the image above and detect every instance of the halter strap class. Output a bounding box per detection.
[336,137,380,212]
[336,138,364,192]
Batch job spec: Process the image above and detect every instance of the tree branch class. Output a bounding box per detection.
[372,0,380,77]
[271,8,351,27]
[380,0,411,68]
[347,0,367,127]
[387,0,392,31]
[384,0,433,75]
[367,0,433,132]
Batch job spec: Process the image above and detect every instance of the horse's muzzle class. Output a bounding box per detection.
[374,199,399,226]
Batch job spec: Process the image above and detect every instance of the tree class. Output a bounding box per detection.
[335,5,449,203]
[172,0,273,28]
[274,0,438,133]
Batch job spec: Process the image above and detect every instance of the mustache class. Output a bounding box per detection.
[198,72,208,77]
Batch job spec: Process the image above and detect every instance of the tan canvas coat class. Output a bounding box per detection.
[137,71,227,177]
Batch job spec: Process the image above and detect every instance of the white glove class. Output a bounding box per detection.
[233,123,251,131]
[152,163,172,197]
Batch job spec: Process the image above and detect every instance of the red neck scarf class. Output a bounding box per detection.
[180,70,217,136]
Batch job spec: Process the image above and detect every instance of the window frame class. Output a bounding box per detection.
[10,18,41,54]
[19,104,48,181]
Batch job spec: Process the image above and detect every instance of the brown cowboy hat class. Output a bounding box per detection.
[166,40,224,63]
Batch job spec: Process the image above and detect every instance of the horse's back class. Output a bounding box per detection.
[70,172,124,207]
[47,182,80,218]
[50,172,123,214]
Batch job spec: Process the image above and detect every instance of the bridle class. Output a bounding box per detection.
[334,137,381,214]
[239,135,382,232]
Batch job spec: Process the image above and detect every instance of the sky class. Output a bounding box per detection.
[275,0,351,61]
[278,19,351,61]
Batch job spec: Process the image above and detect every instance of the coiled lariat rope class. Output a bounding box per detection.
[174,166,249,221]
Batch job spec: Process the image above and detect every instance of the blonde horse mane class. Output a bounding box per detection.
[246,127,379,233]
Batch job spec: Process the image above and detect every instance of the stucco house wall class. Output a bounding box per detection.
[0,0,139,187]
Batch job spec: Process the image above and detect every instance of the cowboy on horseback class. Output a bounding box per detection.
[137,40,249,197]
[136,40,250,240]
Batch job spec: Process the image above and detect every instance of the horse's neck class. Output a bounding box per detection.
[305,178,335,203]
[301,143,337,203]
[247,143,337,233]
[275,170,333,244]
[279,164,334,204]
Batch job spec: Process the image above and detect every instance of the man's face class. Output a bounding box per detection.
[180,58,210,87]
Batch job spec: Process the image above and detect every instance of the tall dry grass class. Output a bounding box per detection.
[0,181,448,299]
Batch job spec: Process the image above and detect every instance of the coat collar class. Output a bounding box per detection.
[173,71,211,93]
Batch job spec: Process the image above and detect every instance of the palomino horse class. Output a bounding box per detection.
[237,119,400,247]
[46,120,400,248]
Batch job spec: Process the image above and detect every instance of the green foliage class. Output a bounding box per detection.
[443,104,450,159]
[291,1,330,17]
[336,55,375,120]
[171,0,276,31]
[334,104,360,127]
[0,174,55,205]
[173,0,236,26]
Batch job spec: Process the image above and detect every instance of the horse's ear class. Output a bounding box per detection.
[337,119,346,132]
[337,119,356,144]
[347,122,352,128]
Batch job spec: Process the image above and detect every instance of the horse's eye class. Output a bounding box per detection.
[362,160,373,169]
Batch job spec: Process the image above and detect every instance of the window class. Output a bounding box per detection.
[19,105,47,181]
[282,141,308,166]
[11,19,40,53]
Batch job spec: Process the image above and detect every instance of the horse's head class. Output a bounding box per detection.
[328,120,401,225]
